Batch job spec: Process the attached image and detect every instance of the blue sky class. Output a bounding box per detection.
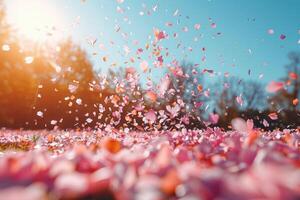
[6,0,300,84]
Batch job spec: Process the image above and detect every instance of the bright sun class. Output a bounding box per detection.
[8,0,65,42]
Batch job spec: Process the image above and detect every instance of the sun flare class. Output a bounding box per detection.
[8,0,64,42]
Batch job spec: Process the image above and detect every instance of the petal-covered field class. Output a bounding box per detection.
[0,128,299,200]
[0,0,300,200]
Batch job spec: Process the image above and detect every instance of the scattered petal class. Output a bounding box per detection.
[266,81,284,93]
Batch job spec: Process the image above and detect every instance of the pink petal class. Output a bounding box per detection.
[145,110,156,123]
[231,118,248,133]
[194,23,201,30]
[266,81,284,93]
[209,113,219,124]
[280,34,286,40]
[268,112,278,120]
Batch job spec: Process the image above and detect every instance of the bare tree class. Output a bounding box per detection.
[269,52,300,111]
[285,52,300,101]
[213,77,266,118]
[166,61,207,117]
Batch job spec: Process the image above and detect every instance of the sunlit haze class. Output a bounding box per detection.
[0,1,300,199]
[7,0,66,42]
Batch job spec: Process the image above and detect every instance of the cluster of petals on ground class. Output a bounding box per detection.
[0,127,299,200]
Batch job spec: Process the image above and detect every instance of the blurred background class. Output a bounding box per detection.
[0,0,299,130]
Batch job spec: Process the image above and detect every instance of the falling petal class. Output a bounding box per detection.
[194,23,201,30]
[266,81,284,93]
[232,118,248,133]
[267,29,274,35]
[268,112,278,120]
[209,113,219,124]
[280,34,286,40]
[36,111,43,118]
[25,56,34,64]
[292,98,299,106]
[140,60,149,72]
[145,110,156,123]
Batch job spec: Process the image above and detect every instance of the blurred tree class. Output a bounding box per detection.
[242,80,267,110]
[55,39,95,88]
[33,39,99,128]
[0,3,38,127]
[167,61,206,116]
[214,77,266,113]
[285,52,300,104]
[269,52,300,111]
[213,77,266,127]
[0,2,11,44]
[156,61,206,129]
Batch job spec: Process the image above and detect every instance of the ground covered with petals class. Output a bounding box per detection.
[0,128,300,200]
